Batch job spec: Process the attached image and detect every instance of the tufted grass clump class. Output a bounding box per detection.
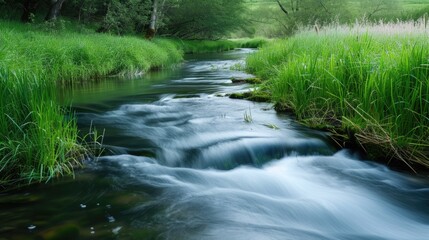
[246,19,429,170]
[0,68,86,187]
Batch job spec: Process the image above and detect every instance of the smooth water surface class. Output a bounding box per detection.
[1,49,429,240]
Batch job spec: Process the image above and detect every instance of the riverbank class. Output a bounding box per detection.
[0,20,266,188]
[0,20,266,82]
[0,20,185,188]
[173,38,267,54]
[246,20,429,171]
[0,21,183,83]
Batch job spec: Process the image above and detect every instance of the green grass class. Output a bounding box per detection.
[246,0,429,38]
[0,21,183,83]
[0,20,185,187]
[171,38,267,54]
[246,19,429,170]
[246,0,429,13]
[0,68,86,186]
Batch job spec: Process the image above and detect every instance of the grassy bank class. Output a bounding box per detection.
[172,38,267,54]
[0,20,185,187]
[246,20,429,170]
[0,20,263,80]
[0,21,183,83]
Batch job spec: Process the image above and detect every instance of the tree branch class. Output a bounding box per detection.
[318,0,331,14]
[367,1,386,18]
[276,0,288,15]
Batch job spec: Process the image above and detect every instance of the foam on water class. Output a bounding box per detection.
[100,151,429,240]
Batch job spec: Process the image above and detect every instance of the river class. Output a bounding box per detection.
[1,49,429,239]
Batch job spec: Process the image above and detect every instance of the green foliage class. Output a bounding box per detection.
[246,0,428,37]
[407,5,429,21]
[99,0,151,34]
[163,0,248,39]
[1,0,251,38]
[1,0,429,38]
[246,20,429,168]
[358,0,400,19]
[247,0,354,37]
[62,0,154,34]
[66,0,105,23]
[0,0,23,20]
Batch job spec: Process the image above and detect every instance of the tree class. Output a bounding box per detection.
[19,0,68,22]
[275,0,351,22]
[163,0,247,39]
[21,0,40,22]
[359,0,400,20]
[146,0,168,39]
[276,0,288,15]
[66,0,102,23]
[45,0,67,21]
[99,0,152,35]
[257,0,352,36]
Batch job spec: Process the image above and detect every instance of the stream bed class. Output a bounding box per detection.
[1,49,429,240]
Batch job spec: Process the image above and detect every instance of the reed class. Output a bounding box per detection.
[246,19,429,169]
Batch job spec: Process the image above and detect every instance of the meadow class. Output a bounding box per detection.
[246,20,429,170]
[246,0,429,13]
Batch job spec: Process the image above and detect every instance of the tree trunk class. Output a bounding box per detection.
[146,0,159,39]
[21,0,39,23]
[45,0,67,21]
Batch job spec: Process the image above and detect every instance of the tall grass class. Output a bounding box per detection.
[0,68,86,186]
[0,20,184,187]
[246,19,429,170]
[0,20,183,83]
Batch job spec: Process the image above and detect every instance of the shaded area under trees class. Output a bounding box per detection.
[1,0,249,39]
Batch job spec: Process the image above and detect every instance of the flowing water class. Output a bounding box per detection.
[1,49,429,240]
